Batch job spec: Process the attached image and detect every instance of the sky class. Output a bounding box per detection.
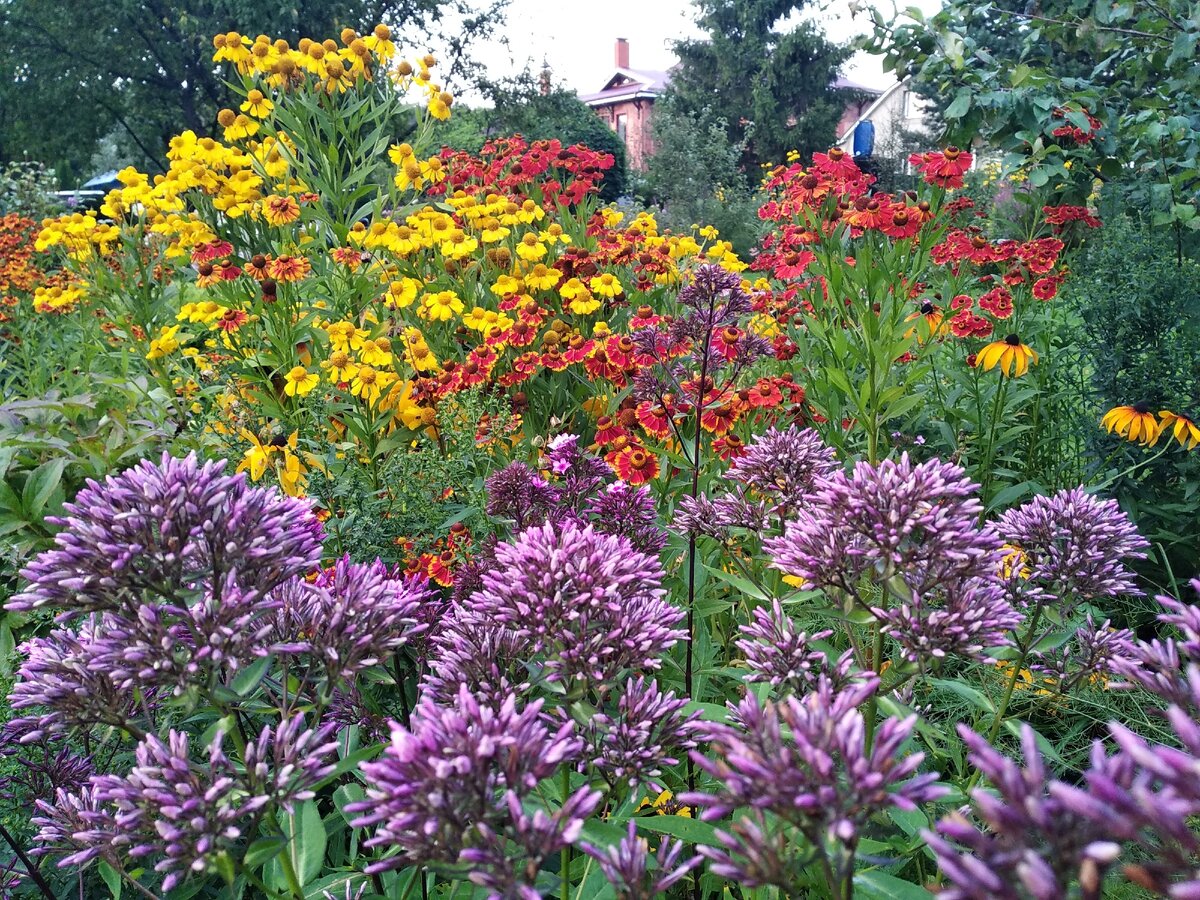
[451,0,944,101]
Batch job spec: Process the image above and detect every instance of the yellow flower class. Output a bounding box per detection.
[589,273,622,298]
[240,89,274,117]
[326,321,365,352]
[1159,410,1200,450]
[975,334,1038,377]
[419,290,464,322]
[491,274,521,297]
[558,278,586,300]
[385,278,420,308]
[284,366,320,397]
[358,338,392,367]
[636,790,691,818]
[350,365,397,406]
[262,194,301,226]
[524,264,560,291]
[236,429,273,481]
[322,349,357,383]
[568,292,601,315]
[515,232,547,261]
[146,325,182,360]
[1101,404,1161,446]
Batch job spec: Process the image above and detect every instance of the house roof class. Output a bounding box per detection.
[580,68,884,108]
[580,67,672,106]
[836,76,911,143]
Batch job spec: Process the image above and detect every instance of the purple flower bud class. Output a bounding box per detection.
[581,821,702,899]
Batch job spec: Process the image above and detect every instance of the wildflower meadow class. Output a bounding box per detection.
[1,13,1199,900]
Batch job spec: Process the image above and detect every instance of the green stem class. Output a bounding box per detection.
[271,813,305,900]
[560,766,572,900]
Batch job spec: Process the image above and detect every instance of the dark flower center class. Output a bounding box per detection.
[1004,334,1021,346]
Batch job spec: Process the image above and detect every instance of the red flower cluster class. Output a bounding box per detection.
[1042,205,1102,231]
[431,136,614,207]
[1051,107,1102,145]
[908,147,974,189]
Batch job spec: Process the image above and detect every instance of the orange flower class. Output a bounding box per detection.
[262,195,301,226]
[268,255,311,282]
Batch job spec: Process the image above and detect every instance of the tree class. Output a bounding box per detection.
[641,94,760,255]
[667,0,855,169]
[0,0,509,184]
[861,0,1200,253]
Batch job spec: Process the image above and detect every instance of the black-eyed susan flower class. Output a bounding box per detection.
[283,365,319,397]
[1160,410,1200,450]
[1102,403,1161,446]
[975,334,1038,377]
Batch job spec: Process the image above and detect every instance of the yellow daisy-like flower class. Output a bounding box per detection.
[515,232,547,261]
[240,89,274,117]
[146,325,182,360]
[568,293,601,315]
[419,290,464,322]
[636,790,691,818]
[589,272,622,298]
[1101,403,1161,446]
[236,428,273,481]
[262,194,301,226]
[524,264,560,291]
[1159,410,1200,450]
[326,320,365,352]
[385,278,420,309]
[322,349,357,383]
[975,334,1038,377]
[490,274,521,297]
[358,338,392,367]
[350,365,397,406]
[284,366,320,397]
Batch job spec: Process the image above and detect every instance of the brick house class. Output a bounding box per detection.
[581,40,885,172]
[579,39,669,171]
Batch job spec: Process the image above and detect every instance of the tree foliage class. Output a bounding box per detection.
[668,0,854,169]
[861,0,1200,246]
[0,0,509,184]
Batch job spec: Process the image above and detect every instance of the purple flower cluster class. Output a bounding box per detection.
[998,487,1148,607]
[7,454,324,702]
[584,677,702,786]
[925,725,1119,900]
[676,426,836,537]
[465,521,685,688]
[350,688,600,891]
[484,435,667,553]
[765,454,1019,665]
[581,822,702,900]
[10,452,322,615]
[684,677,945,891]
[270,556,430,687]
[735,601,857,695]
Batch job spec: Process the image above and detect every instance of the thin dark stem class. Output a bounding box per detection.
[0,823,56,899]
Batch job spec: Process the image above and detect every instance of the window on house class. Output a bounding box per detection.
[903,91,925,120]
[616,113,628,143]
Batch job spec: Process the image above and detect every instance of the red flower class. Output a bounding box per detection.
[909,146,973,188]
[1032,277,1059,300]
[978,286,1014,320]
[713,433,747,461]
[594,415,627,446]
[635,401,672,440]
[611,445,660,485]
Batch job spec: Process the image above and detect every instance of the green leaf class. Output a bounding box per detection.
[302,872,369,899]
[230,654,272,696]
[98,860,123,899]
[854,870,935,899]
[21,457,65,518]
[945,90,971,119]
[244,835,288,869]
[927,676,995,713]
[634,815,723,847]
[274,800,326,888]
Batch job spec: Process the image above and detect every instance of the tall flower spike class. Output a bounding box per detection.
[10,452,323,617]
[271,556,429,686]
[997,487,1148,607]
[88,730,253,892]
[585,677,702,785]
[735,601,857,695]
[725,426,838,517]
[873,579,1022,665]
[684,677,944,892]
[584,481,669,554]
[468,521,685,688]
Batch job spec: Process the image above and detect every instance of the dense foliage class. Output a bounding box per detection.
[0,20,1198,900]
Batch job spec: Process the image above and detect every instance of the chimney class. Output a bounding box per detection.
[615,38,629,69]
